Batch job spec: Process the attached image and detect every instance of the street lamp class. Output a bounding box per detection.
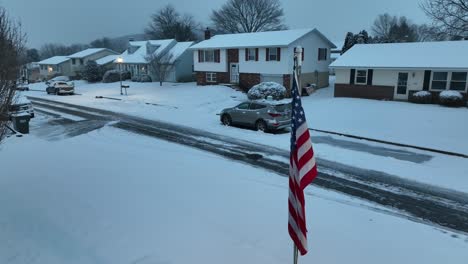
[116,57,124,95]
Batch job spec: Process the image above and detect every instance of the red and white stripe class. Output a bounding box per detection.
[288,122,318,255]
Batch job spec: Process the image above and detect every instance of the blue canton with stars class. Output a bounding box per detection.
[290,74,307,152]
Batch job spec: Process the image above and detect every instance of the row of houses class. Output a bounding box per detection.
[23,28,468,103]
[27,28,336,91]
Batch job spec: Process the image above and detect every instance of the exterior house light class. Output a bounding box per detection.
[48,66,53,72]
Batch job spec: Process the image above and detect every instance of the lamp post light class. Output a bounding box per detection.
[116,57,124,95]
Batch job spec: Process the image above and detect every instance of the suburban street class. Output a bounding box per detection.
[27,96,468,235]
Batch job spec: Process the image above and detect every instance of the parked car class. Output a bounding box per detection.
[219,100,292,132]
[9,96,34,118]
[46,81,75,95]
[45,76,70,86]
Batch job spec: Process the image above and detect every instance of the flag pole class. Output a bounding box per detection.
[293,244,299,264]
[292,45,303,264]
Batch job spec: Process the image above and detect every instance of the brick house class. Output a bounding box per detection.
[190,28,336,92]
[330,41,468,102]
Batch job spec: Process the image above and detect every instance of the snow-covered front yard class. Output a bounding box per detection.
[26,78,468,154]
[23,79,468,193]
[1,123,467,264]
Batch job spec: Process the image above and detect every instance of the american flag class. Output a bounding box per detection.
[288,72,318,256]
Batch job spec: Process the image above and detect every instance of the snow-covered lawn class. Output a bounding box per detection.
[1,125,467,264]
[23,79,468,193]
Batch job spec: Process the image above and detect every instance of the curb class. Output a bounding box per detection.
[310,128,468,159]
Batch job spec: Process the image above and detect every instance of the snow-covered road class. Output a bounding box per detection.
[1,117,467,264]
[24,97,468,235]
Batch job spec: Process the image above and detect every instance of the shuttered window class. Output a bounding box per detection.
[318,48,327,61]
[199,50,220,63]
[355,70,367,84]
[431,72,448,90]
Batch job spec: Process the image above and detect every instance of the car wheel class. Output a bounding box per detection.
[221,114,232,126]
[256,120,267,132]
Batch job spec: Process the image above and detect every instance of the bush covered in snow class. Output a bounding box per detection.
[247,82,286,100]
[131,74,152,83]
[409,91,432,104]
[438,91,465,107]
[102,70,131,83]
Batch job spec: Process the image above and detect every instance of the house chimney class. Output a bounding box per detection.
[204,28,211,40]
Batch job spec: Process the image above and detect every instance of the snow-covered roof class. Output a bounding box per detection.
[330,41,468,69]
[120,39,175,64]
[96,55,119,65]
[38,56,70,65]
[190,28,336,49]
[13,96,31,105]
[166,41,194,63]
[68,48,116,59]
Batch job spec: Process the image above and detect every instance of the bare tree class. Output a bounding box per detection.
[146,53,174,86]
[421,0,468,39]
[0,7,26,142]
[39,43,88,59]
[211,0,287,33]
[416,24,448,41]
[372,13,397,40]
[145,5,199,41]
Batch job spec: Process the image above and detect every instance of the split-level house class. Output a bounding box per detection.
[118,39,194,82]
[190,28,336,91]
[68,48,119,77]
[96,55,119,72]
[330,41,468,102]
[38,56,72,80]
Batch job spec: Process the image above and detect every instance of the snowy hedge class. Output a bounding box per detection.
[247,82,286,100]
[102,70,131,83]
[409,91,432,104]
[439,91,465,107]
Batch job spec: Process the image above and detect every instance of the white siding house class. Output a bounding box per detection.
[330,41,468,102]
[190,28,336,92]
[38,56,71,80]
[118,39,194,82]
[68,48,119,77]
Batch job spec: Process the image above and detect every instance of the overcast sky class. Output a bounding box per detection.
[0,0,429,48]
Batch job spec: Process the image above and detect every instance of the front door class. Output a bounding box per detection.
[230,63,239,83]
[395,72,409,100]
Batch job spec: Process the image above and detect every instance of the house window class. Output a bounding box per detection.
[355,70,367,84]
[72,59,76,65]
[318,48,327,61]
[268,48,278,61]
[206,72,217,83]
[247,48,256,61]
[80,59,84,65]
[450,72,467,91]
[431,72,448,90]
[200,50,215,62]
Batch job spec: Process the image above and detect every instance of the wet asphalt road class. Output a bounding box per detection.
[28,96,468,236]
